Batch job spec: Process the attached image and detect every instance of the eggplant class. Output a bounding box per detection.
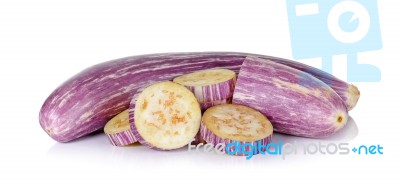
[40,52,357,142]
[232,57,349,138]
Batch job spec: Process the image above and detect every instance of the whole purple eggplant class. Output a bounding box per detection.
[39,52,357,142]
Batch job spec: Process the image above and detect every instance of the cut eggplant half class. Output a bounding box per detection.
[232,57,348,138]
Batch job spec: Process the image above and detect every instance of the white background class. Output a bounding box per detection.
[0,0,399,184]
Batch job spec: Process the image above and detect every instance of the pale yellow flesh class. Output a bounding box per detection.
[134,81,201,149]
[202,104,273,142]
[173,68,236,86]
[104,109,130,134]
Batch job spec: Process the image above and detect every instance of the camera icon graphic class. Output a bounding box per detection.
[286,0,382,82]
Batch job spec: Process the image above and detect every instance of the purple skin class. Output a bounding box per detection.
[232,57,349,138]
[40,52,356,142]
[258,55,359,111]
[40,53,244,142]
[185,77,236,103]
[200,121,272,156]
[106,129,137,146]
[128,97,156,150]
[200,98,232,111]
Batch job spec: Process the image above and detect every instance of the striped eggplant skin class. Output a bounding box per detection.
[40,52,357,142]
[185,78,235,103]
[40,53,244,142]
[129,96,155,150]
[106,129,137,146]
[232,57,349,138]
[104,109,137,146]
[173,69,236,103]
[257,55,360,111]
[200,97,232,111]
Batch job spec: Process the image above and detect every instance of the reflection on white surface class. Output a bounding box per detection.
[47,117,358,166]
